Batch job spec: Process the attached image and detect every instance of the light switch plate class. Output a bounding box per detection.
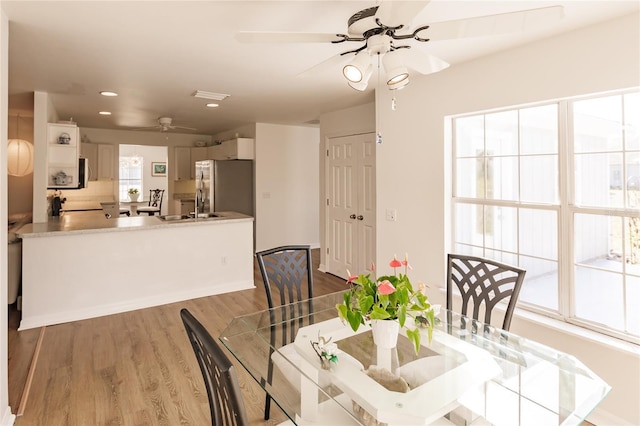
[386,209,397,221]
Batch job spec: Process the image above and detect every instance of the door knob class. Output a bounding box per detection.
[350,214,356,219]
[357,215,364,220]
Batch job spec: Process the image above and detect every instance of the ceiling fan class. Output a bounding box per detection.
[133,117,197,132]
[236,0,564,91]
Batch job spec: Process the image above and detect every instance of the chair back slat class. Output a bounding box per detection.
[255,245,313,420]
[447,253,526,331]
[180,309,248,426]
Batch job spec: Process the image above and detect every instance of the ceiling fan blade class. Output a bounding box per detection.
[399,49,449,75]
[172,126,197,131]
[236,31,342,44]
[131,126,160,131]
[296,52,353,80]
[375,0,431,28]
[426,6,565,42]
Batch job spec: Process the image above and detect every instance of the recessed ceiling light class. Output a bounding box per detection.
[206,103,219,108]
[99,91,118,97]
[99,111,112,115]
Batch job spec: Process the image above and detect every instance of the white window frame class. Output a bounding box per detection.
[451,88,639,345]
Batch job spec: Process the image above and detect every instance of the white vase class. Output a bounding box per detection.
[371,319,400,349]
[129,193,139,202]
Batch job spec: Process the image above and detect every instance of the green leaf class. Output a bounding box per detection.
[369,306,391,320]
[358,294,374,314]
[346,310,363,332]
[406,327,422,354]
[336,303,348,321]
[397,304,407,328]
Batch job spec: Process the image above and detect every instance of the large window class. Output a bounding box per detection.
[119,156,143,200]
[452,89,639,343]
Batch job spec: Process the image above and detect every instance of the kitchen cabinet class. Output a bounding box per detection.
[175,146,211,180]
[207,138,254,160]
[191,147,208,179]
[97,144,115,180]
[80,143,115,181]
[80,143,98,181]
[174,199,195,215]
[174,146,191,181]
[47,123,80,189]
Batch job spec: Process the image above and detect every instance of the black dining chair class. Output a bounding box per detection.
[398,254,526,391]
[447,253,526,332]
[136,189,164,216]
[180,308,249,426]
[255,245,314,420]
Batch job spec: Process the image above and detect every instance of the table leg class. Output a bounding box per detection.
[298,357,320,422]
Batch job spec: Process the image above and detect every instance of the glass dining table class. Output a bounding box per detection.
[219,291,610,425]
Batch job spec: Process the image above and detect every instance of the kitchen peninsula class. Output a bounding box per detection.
[16,212,254,330]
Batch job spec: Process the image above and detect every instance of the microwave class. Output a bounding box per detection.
[78,157,89,189]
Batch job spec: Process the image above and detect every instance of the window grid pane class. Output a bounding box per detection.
[119,156,143,200]
[452,88,640,343]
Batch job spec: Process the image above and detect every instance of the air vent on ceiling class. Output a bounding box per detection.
[192,90,230,101]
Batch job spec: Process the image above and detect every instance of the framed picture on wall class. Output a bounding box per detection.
[151,162,167,176]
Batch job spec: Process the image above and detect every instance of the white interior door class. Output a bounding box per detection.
[327,133,376,278]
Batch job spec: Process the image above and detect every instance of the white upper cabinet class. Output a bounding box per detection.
[207,138,255,160]
[97,144,115,180]
[174,146,191,181]
[47,123,80,189]
[81,143,114,181]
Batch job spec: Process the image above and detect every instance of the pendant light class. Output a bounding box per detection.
[7,114,34,177]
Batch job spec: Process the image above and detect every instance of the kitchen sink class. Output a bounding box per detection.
[195,213,219,218]
[158,214,192,221]
[158,213,221,222]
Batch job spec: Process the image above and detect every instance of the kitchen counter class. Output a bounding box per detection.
[17,211,255,330]
[17,210,252,238]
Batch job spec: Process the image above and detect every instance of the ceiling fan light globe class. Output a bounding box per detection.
[348,65,373,91]
[343,52,372,83]
[387,70,408,85]
[388,77,409,90]
[343,65,363,83]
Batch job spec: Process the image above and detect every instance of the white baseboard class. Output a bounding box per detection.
[587,407,630,426]
[19,280,255,330]
[0,406,15,426]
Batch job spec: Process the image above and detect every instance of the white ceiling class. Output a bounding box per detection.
[4,0,639,136]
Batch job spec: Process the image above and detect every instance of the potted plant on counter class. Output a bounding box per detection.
[128,188,140,202]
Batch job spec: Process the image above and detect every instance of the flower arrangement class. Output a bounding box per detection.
[127,188,139,195]
[336,254,436,354]
[311,334,339,369]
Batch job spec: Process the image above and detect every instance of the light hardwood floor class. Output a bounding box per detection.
[8,249,346,426]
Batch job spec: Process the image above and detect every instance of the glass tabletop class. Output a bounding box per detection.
[219,291,611,425]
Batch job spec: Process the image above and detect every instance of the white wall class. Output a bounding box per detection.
[254,123,320,251]
[0,5,16,424]
[374,13,639,424]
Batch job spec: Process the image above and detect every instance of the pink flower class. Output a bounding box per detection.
[370,263,375,272]
[378,280,396,295]
[402,253,412,271]
[346,269,357,284]
[389,257,402,268]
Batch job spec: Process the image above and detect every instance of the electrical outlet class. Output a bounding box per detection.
[386,209,397,221]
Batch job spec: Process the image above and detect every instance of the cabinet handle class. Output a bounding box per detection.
[350,214,356,219]
[357,215,364,220]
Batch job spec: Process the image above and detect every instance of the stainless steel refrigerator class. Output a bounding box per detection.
[195,160,254,216]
